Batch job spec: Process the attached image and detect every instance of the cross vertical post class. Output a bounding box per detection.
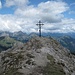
[36,20,44,37]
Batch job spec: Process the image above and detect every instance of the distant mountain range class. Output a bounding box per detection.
[0,31,38,43]
[42,32,75,39]
[0,31,75,40]
[0,31,75,54]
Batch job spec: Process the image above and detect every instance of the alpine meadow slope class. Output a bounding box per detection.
[0,36,21,52]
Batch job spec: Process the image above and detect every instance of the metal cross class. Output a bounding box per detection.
[36,20,44,37]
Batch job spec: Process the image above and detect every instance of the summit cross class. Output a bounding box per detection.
[36,20,44,37]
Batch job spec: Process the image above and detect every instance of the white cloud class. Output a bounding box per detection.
[0,0,75,33]
[15,1,69,23]
[41,18,75,33]
[5,0,29,7]
[0,15,22,32]
[38,1,68,14]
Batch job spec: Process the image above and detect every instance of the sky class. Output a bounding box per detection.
[0,0,75,33]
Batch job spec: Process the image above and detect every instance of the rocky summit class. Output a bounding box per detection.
[0,37,75,75]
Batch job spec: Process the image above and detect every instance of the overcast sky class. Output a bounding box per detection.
[0,0,75,33]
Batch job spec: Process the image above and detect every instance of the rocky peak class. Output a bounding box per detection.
[0,37,75,75]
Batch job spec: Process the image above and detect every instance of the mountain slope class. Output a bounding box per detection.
[0,37,75,75]
[57,36,75,54]
[0,36,21,52]
[10,31,29,43]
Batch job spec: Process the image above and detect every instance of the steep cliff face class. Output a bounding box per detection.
[0,37,75,75]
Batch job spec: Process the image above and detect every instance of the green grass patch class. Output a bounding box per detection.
[0,36,20,51]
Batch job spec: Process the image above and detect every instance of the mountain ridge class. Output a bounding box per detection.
[0,37,75,75]
[0,31,75,54]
